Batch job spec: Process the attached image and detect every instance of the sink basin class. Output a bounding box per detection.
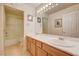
[50,39,75,47]
[36,34,76,47]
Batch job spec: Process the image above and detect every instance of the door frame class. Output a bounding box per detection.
[3,5,24,56]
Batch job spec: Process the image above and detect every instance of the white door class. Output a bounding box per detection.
[5,13,24,47]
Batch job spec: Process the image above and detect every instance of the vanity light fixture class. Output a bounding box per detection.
[37,3,59,14]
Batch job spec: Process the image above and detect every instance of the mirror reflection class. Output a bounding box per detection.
[37,3,79,38]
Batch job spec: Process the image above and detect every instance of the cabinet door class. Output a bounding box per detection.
[36,47,47,56]
[36,40,42,48]
[30,42,36,56]
[27,37,31,52]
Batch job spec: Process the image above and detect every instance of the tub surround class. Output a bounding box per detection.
[26,34,79,56]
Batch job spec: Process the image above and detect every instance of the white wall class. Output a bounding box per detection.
[48,4,79,36]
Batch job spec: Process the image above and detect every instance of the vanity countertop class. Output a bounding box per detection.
[26,34,79,56]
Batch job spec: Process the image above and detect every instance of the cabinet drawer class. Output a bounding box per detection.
[42,43,72,56]
[36,40,42,48]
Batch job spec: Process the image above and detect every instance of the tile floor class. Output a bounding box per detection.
[5,43,31,56]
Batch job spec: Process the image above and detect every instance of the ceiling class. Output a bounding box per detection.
[9,3,41,9]
[24,3,41,8]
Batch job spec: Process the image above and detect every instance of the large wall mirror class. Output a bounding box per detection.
[47,11,79,38]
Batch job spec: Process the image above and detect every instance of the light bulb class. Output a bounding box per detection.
[45,4,48,8]
[41,8,43,11]
[43,6,45,9]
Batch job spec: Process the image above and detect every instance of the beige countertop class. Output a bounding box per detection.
[26,34,79,56]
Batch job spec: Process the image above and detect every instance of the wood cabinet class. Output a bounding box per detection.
[36,40,47,56]
[27,36,31,52]
[48,53,54,56]
[36,47,47,56]
[27,36,36,56]
[42,43,72,56]
[36,40,42,48]
[26,36,73,56]
[30,42,36,56]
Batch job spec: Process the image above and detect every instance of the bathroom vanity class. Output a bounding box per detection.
[26,34,77,56]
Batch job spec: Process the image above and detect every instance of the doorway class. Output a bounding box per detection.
[42,17,48,34]
[4,6,24,56]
